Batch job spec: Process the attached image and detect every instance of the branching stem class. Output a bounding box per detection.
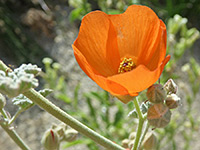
[0,108,30,150]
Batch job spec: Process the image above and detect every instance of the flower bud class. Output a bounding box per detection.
[164,79,177,94]
[41,129,60,150]
[64,128,78,142]
[142,132,157,150]
[51,123,67,138]
[42,57,53,65]
[0,93,6,109]
[146,84,166,103]
[52,63,61,70]
[165,94,180,109]
[128,140,134,149]
[128,132,136,140]
[122,139,130,148]
[147,103,171,128]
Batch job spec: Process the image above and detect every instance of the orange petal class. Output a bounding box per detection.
[109,5,160,60]
[108,55,171,96]
[73,45,129,96]
[73,11,120,76]
[140,20,167,70]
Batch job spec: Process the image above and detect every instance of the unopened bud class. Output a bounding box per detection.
[128,140,134,149]
[142,133,157,150]
[146,84,166,103]
[41,129,60,150]
[165,94,180,109]
[128,132,136,140]
[52,63,61,70]
[122,139,130,148]
[164,79,177,94]
[42,57,53,65]
[0,93,6,109]
[64,129,78,142]
[51,123,67,138]
[147,103,171,128]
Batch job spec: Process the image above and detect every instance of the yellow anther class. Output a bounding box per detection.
[118,58,136,73]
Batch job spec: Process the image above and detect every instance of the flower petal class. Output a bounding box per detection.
[145,20,167,70]
[108,55,171,96]
[73,45,129,96]
[109,5,160,60]
[73,11,120,76]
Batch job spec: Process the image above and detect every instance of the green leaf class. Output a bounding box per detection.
[74,83,80,108]
[55,93,71,103]
[113,110,123,126]
[69,8,84,22]
[107,9,122,14]
[84,91,102,102]
[63,139,92,148]
[12,94,34,110]
[38,89,53,97]
[140,103,147,114]
[128,109,138,118]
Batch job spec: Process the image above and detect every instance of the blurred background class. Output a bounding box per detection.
[0,0,200,150]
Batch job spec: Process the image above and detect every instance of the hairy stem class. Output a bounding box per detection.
[132,98,145,150]
[23,89,125,150]
[0,109,30,150]
[8,108,23,125]
[138,122,149,149]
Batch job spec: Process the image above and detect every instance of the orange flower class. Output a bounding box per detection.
[72,5,170,103]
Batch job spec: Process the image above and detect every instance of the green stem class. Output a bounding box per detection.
[131,98,145,150]
[0,109,30,150]
[138,122,149,149]
[0,108,8,119]
[0,123,31,150]
[23,89,125,150]
[0,60,10,72]
[8,108,23,125]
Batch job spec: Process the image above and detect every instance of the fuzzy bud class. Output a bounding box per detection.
[42,57,53,65]
[0,93,6,109]
[128,132,136,140]
[146,84,166,103]
[51,123,67,138]
[41,129,60,150]
[64,129,78,142]
[142,133,157,150]
[165,94,180,109]
[128,140,134,149]
[164,79,178,94]
[122,139,130,148]
[147,103,171,128]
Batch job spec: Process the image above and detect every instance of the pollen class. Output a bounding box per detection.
[118,58,136,73]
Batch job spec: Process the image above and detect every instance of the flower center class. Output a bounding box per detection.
[118,58,136,73]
